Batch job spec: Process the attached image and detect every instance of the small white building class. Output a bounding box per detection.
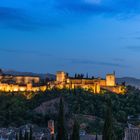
[124,128,140,140]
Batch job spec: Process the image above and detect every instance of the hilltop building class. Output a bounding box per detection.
[124,128,140,140]
[48,120,55,135]
[0,70,46,92]
[124,114,140,140]
[0,69,125,94]
[49,71,125,94]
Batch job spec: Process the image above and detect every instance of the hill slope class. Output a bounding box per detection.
[2,69,140,88]
[2,69,55,80]
[117,77,140,89]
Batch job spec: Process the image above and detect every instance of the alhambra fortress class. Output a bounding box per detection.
[0,69,126,94]
[0,70,47,92]
[50,71,125,94]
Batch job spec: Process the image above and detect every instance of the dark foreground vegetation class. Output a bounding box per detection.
[0,86,139,139]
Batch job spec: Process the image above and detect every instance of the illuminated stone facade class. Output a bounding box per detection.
[0,83,47,92]
[15,76,40,84]
[0,70,125,94]
[51,71,125,94]
[0,73,46,92]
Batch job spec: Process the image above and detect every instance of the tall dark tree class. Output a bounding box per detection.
[102,99,113,140]
[19,129,23,140]
[95,133,98,140]
[24,130,28,140]
[71,119,80,140]
[56,98,67,140]
[75,74,77,78]
[29,127,33,140]
[51,135,54,140]
[81,74,84,78]
[16,133,19,140]
[92,76,94,79]
[86,73,89,79]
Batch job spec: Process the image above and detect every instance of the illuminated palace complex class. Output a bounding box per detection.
[0,70,46,92]
[49,71,125,94]
[0,69,125,94]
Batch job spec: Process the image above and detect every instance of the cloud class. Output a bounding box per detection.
[0,7,41,30]
[133,37,140,40]
[126,46,140,52]
[55,0,140,16]
[1,0,140,31]
[69,58,127,67]
[112,58,125,62]
[55,0,116,15]
[0,48,52,57]
[0,6,61,31]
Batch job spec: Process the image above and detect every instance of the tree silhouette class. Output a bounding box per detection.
[56,98,67,140]
[16,133,18,140]
[95,133,98,140]
[71,119,80,140]
[29,127,32,140]
[24,130,28,140]
[102,99,113,140]
[19,129,23,140]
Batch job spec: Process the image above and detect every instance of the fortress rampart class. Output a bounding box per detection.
[50,71,126,94]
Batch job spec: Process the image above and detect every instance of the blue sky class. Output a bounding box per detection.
[0,0,140,77]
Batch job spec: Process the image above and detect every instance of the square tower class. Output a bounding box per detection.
[106,74,116,86]
[56,71,67,83]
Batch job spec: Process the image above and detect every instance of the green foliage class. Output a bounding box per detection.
[95,134,98,140]
[24,130,28,140]
[102,99,113,140]
[71,119,80,140]
[0,93,29,127]
[51,135,54,140]
[0,86,139,138]
[29,127,33,140]
[19,129,23,140]
[56,98,68,140]
[16,133,18,140]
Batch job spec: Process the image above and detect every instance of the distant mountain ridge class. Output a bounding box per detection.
[1,69,140,88]
[117,77,140,89]
[2,69,55,80]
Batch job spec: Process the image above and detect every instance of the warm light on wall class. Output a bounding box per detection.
[54,71,126,94]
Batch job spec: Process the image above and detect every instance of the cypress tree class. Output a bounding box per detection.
[16,133,19,140]
[102,99,113,140]
[71,119,80,140]
[19,129,23,140]
[51,135,54,140]
[75,73,77,78]
[56,98,67,140]
[95,133,98,140]
[86,73,89,79]
[24,130,28,140]
[29,127,32,140]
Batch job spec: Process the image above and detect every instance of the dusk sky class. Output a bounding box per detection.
[0,0,140,78]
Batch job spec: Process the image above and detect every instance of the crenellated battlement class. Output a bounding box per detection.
[0,70,126,94]
[53,71,125,94]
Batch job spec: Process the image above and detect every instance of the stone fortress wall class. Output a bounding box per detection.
[53,71,125,94]
[0,70,46,92]
[0,69,126,94]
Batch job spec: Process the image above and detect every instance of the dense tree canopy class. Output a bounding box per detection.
[0,86,139,139]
